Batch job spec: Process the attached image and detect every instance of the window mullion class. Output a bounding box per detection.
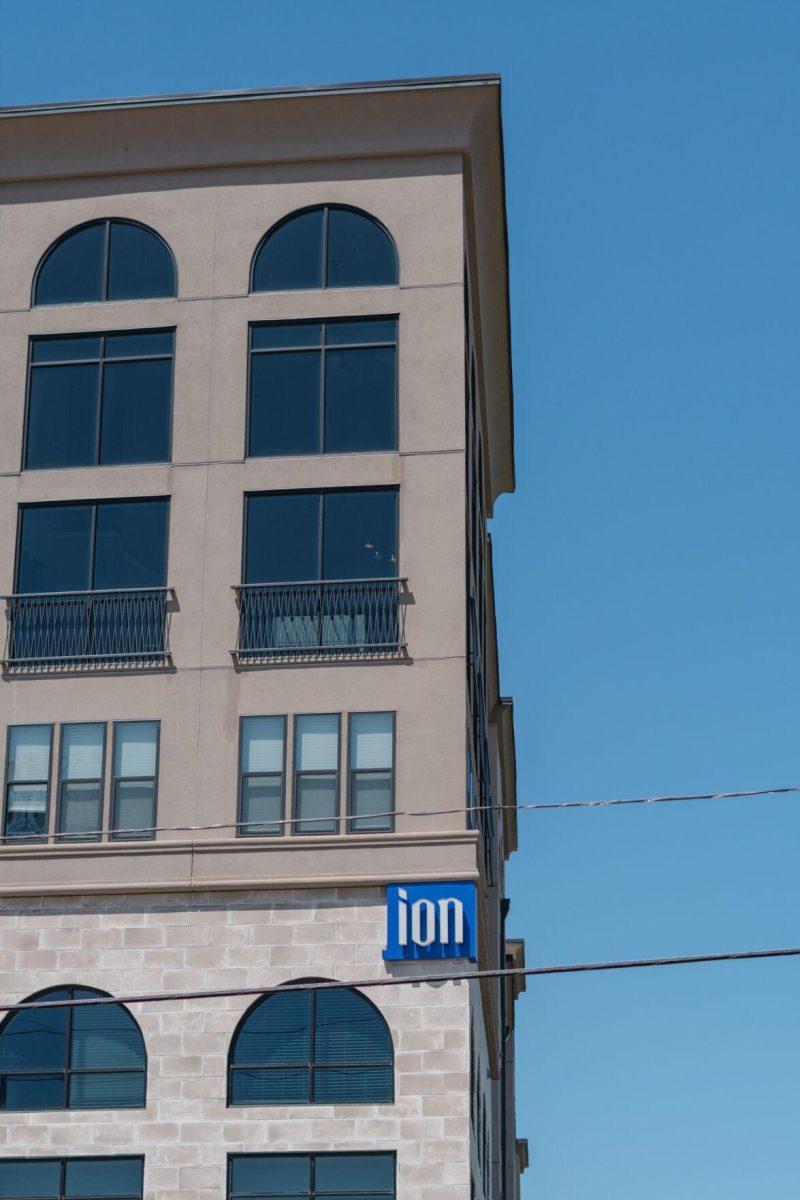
[319,327,327,454]
[102,220,112,301]
[64,985,73,1110]
[96,337,105,466]
[308,988,317,1102]
[321,207,329,287]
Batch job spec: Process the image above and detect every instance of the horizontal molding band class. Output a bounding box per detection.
[0,867,481,900]
[0,827,478,859]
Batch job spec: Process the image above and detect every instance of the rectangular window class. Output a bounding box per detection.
[248,318,397,458]
[2,725,52,842]
[57,723,105,842]
[244,489,398,583]
[348,712,394,832]
[16,499,169,594]
[228,1153,394,1200]
[13,500,170,667]
[25,330,174,470]
[111,721,159,840]
[239,716,285,836]
[0,1157,143,1200]
[294,714,340,834]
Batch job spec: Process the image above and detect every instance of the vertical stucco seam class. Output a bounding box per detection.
[189,188,220,885]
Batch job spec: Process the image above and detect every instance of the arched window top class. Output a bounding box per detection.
[0,985,146,1111]
[228,981,393,1105]
[33,219,177,306]
[251,205,398,293]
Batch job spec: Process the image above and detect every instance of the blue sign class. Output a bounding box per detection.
[383,881,478,961]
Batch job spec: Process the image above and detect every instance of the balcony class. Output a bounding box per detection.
[2,588,173,673]
[233,577,408,663]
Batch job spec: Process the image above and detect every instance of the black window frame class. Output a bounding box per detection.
[32,217,177,307]
[23,328,176,472]
[2,723,54,845]
[241,487,399,585]
[55,722,107,845]
[0,1156,144,1200]
[0,985,147,1113]
[227,985,395,1107]
[292,713,341,836]
[250,203,399,293]
[228,1152,395,1200]
[246,316,398,459]
[14,496,171,595]
[110,719,160,842]
[237,714,287,838]
[346,711,396,834]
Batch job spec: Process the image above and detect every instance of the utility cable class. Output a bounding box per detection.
[2,787,797,844]
[2,945,800,1013]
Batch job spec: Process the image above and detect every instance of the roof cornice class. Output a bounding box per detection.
[0,73,500,120]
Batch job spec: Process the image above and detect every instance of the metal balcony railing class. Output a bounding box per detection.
[2,588,173,672]
[234,577,408,662]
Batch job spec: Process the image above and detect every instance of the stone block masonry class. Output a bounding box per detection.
[0,887,472,1200]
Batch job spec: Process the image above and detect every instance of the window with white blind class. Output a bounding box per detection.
[111,722,159,840]
[348,712,394,832]
[2,725,52,842]
[236,712,396,839]
[57,723,105,841]
[1,721,159,844]
[294,714,340,834]
[239,716,286,836]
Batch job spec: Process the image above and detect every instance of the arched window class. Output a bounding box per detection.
[251,205,398,292]
[33,219,176,306]
[0,986,146,1111]
[228,982,393,1105]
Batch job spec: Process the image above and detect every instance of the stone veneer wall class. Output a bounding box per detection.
[0,887,471,1200]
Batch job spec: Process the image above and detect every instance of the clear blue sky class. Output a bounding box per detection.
[3,2,800,1195]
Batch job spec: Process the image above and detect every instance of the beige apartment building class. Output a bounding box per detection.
[0,75,526,1200]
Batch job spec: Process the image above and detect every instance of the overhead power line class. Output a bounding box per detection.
[2,787,797,844]
[518,785,800,812]
[2,945,800,1014]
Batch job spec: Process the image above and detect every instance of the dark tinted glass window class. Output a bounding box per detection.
[327,208,398,288]
[26,363,98,469]
[322,490,397,579]
[64,1159,143,1198]
[26,331,174,470]
[228,986,392,1106]
[107,222,175,300]
[228,1154,394,1200]
[248,319,396,458]
[16,500,168,594]
[251,209,324,292]
[33,224,106,306]
[244,490,397,584]
[0,1158,143,1200]
[315,1155,395,1193]
[245,493,320,584]
[249,350,321,457]
[0,987,146,1112]
[230,1157,310,1196]
[93,500,168,589]
[0,1160,62,1198]
[251,206,397,293]
[34,219,176,306]
[17,505,93,593]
